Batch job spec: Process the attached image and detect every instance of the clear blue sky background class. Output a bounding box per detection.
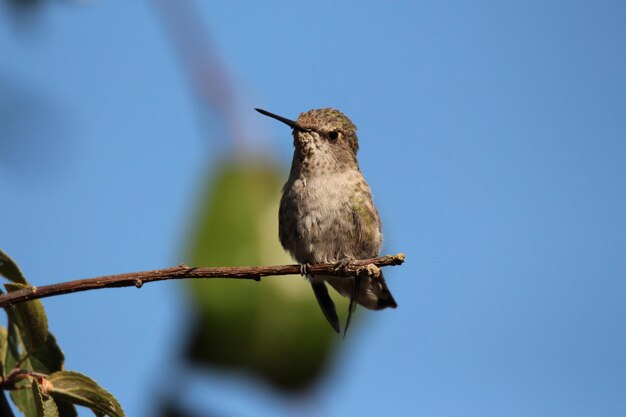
[1,1,625,416]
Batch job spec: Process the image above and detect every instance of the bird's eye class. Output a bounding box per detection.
[328,131,339,140]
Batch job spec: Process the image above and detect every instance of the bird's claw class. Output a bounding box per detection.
[333,258,353,273]
[300,263,312,276]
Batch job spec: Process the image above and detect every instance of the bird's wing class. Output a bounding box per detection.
[310,281,340,333]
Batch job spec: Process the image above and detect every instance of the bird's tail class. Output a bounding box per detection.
[327,271,397,311]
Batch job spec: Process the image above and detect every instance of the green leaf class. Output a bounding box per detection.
[6,328,65,376]
[5,323,67,417]
[54,401,77,417]
[9,377,37,417]
[5,321,37,417]
[47,371,124,417]
[0,249,28,284]
[32,379,60,417]
[0,326,7,375]
[5,327,64,375]
[4,283,48,352]
[5,319,21,371]
[29,333,64,374]
[11,390,38,417]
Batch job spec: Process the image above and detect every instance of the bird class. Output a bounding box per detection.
[256,107,397,335]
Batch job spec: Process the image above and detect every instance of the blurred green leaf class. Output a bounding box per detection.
[0,249,28,284]
[184,160,346,392]
[5,283,48,352]
[47,371,124,417]
[9,0,43,12]
[157,400,220,417]
[32,379,59,417]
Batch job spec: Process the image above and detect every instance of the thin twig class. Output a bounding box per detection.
[0,254,405,308]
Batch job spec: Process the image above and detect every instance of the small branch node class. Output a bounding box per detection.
[134,279,143,288]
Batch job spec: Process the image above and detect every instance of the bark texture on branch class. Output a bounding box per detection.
[0,254,405,308]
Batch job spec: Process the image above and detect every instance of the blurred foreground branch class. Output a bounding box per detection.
[0,254,405,308]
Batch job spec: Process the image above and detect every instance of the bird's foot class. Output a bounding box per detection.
[333,258,353,274]
[300,262,312,276]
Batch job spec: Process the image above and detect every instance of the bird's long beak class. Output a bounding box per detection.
[255,108,310,132]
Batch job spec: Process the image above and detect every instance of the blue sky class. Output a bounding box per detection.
[1,1,625,416]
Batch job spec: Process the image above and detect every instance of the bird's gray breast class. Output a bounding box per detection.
[279,169,381,264]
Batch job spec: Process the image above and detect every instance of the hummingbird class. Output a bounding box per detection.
[255,107,397,335]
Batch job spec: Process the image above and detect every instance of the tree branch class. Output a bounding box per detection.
[0,254,405,308]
